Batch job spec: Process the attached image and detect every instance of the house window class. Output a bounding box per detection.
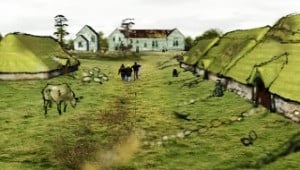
[91,35,95,42]
[119,37,121,42]
[78,41,83,48]
[152,40,158,48]
[136,40,139,44]
[144,43,147,48]
[113,37,115,42]
[130,39,133,44]
[173,40,179,47]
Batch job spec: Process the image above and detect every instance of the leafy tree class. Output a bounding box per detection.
[54,15,69,46]
[193,28,222,46]
[0,33,3,42]
[98,31,108,52]
[65,39,74,50]
[184,36,193,51]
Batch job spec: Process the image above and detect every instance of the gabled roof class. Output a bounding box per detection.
[183,37,220,65]
[224,13,300,102]
[199,26,270,74]
[76,25,98,37]
[119,29,175,38]
[74,35,88,43]
[0,33,79,73]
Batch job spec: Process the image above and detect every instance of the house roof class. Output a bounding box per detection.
[183,37,220,65]
[199,26,270,74]
[0,33,79,73]
[74,35,89,43]
[119,29,175,38]
[224,14,300,102]
[76,25,98,37]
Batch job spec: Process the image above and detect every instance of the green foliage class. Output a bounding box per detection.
[98,31,108,52]
[0,33,3,42]
[193,28,223,46]
[54,14,69,45]
[65,39,74,50]
[184,36,193,51]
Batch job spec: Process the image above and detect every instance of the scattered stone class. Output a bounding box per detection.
[184,130,192,136]
[162,136,169,141]
[189,99,196,104]
[177,132,185,138]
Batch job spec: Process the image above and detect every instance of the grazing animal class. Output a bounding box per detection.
[41,83,80,116]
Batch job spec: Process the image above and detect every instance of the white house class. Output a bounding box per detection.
[74,25,99,52]
[108,28,185,52]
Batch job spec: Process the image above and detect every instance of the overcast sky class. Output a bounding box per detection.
[0,0,300,39]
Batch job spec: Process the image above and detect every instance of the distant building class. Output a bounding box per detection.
[108,28,185,52]
[74,25,99,52]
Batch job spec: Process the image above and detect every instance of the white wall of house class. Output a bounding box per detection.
[74,25,99,52]
[130,38,168,52]
[108,29,126,51]
[74,36,88,51]
[167,29,185,51]
[108,28,185,52]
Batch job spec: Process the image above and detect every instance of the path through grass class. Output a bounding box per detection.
[0,52,299,170]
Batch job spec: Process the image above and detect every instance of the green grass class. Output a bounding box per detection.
[0,52,299,170]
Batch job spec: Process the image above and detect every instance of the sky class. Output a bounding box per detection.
[0,0,300,39]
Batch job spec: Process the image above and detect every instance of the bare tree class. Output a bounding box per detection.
[120,18,135,52]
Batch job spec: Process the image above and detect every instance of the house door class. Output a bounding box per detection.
[136,46,140,53]
[254,78,271,109]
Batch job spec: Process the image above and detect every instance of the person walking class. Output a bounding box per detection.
[118,64,126,80]
[124,64,133,82]
[131,61,141,80]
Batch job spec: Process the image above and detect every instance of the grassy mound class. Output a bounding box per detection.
[0,33,78,73]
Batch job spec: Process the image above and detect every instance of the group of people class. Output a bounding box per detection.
[118,62,141,82]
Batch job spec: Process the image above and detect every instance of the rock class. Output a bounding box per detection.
[184,130,191,136]
[189,99,196,104]
[177,132,185,138]
[162,136,169,141]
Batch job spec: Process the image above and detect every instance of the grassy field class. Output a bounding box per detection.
[0,52,299,170]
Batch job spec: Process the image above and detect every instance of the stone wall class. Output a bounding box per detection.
[180,66,300,122]
[274,95,300,122]
[226,79,253,100]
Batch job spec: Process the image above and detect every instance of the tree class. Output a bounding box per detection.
[54,15,69,46]
[98,31,108,52]
[184,36,193,51]
[119,18,135,52]
[0,33,2,42]
[193,28,222,46]
[66,39,74,50]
